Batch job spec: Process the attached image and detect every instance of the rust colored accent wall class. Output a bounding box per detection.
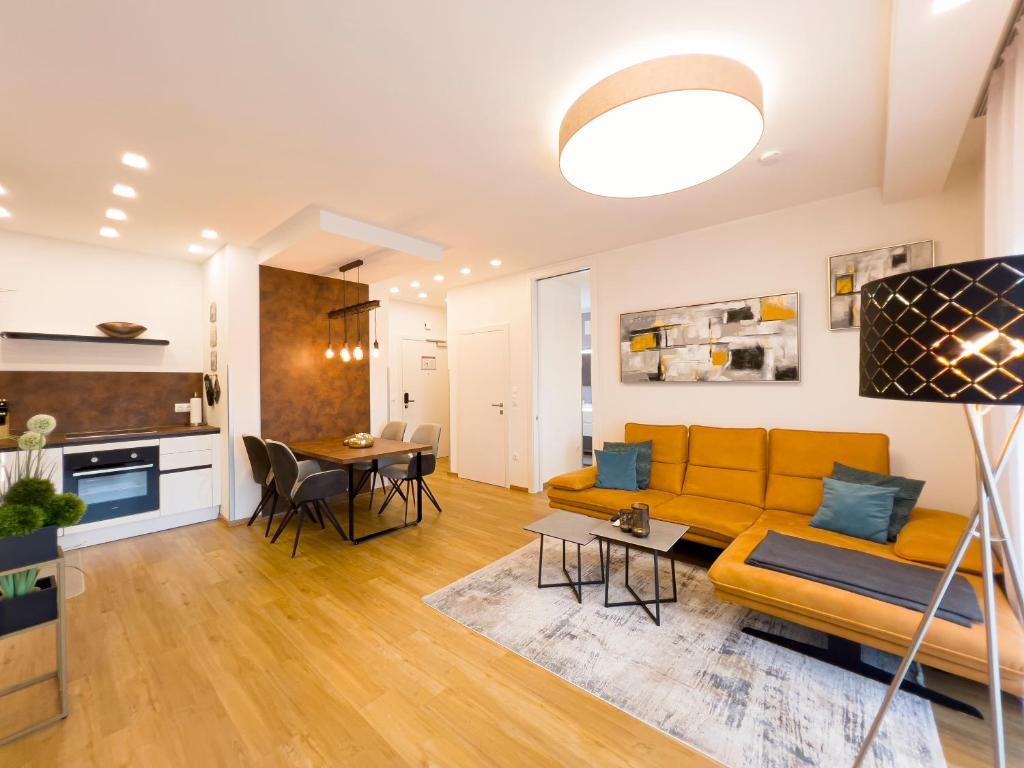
[0,371,202,433]
[259,266,371,443]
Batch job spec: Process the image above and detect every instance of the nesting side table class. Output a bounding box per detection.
[524,511,605,603]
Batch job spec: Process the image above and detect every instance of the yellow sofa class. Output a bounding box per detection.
[546,423,1024,695]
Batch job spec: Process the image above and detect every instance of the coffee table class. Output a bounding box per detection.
[591,518,689,626]
[524,511,606,604]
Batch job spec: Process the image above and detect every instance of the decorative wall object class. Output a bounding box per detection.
[210,350,217,372]
[209,325,217,348]
[620,293,799,383]
[828,240,933,330]
[209,303,217,323]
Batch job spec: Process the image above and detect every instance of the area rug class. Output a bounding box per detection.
[423,540,946,768]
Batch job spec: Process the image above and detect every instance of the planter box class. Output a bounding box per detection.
[0,525,58,573]
[0,576,57,637]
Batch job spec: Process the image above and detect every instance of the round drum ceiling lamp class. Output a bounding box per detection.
[558,54,764,198]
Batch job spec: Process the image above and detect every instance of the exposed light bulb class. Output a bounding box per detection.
[340,346,352,362]
[353,344,364,361]
[325,345,335,359]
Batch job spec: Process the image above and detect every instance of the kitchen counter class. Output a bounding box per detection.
[0,424,220,452]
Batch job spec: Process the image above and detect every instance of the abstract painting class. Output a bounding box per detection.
[828,240,933,330]
[620,293,800,383]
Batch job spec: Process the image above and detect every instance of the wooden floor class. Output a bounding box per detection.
[0,461,1016,767]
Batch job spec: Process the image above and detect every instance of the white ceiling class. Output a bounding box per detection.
[0,1,1006,305]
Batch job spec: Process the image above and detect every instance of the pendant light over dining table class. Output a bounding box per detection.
[326,259,381,364]
[558,54,764,198]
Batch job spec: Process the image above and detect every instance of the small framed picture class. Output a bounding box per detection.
[209,302,217,323]
[210,350,218,372]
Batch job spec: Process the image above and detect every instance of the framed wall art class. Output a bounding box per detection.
[828,240,933,330]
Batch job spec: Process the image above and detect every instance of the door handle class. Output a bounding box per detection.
[404,392,415,408]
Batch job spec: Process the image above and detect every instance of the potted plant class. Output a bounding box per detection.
[0,415,86,636]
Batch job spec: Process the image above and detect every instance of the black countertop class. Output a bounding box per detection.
[0,424,220,452]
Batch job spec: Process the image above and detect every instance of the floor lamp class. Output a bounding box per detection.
[854,254,1024,768]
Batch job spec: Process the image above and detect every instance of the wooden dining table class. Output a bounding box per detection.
[288,437,432,544]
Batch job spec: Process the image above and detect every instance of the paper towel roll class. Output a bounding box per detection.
[189,396,202,426]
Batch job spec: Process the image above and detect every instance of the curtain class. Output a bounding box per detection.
[984,18,1024,609]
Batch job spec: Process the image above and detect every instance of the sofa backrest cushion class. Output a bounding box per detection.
[683,425,767,507]
[624,423,687,495]
[766,429,890,515]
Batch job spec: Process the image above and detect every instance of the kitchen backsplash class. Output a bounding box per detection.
[0,371,203,433]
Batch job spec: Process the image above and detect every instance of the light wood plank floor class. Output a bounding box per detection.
[0,461,1016,767]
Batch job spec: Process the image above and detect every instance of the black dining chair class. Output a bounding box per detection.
[265,440,349,557]
[378,423,443,522]
[352,420,407,510]
[243,434,321,537]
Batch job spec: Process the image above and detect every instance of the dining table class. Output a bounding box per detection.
[288,437,432,544]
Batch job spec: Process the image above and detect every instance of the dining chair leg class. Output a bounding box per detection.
[264,490,279,537]
[314,502,325,529]
[421,479,442,513]
[403,480,411,525]
[317,499,349,541]
[378,479,401,515]
[247,486,272,526]
[271,504,296,543]
[368,471,377,512]
[291,505,308,558]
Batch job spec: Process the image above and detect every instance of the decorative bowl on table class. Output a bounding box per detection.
[343,433,375,448]
[97,322,147,339]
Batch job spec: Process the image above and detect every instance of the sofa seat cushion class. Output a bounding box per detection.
[895,507,1000,577]
[657,494,762,541]
[709,511,1024,695]
[547,465,597,491]
[547,485,675,517]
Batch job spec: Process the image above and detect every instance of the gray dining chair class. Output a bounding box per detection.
[378,423,442,522]
[353,420,407,510]
[242,434,321,537]
[265,439,349,557]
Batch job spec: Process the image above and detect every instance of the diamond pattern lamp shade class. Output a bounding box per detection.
[860,254,1024,404]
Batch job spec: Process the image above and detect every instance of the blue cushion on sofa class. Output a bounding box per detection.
[809,477,897,544]
[831,462,924,542]
[603,440,653,489]
[595,448,639,492]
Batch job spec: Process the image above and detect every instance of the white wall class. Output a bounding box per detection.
[447,175,983,511]
[0,229,204,371]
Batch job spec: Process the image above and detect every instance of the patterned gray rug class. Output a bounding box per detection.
[423,540,946,768]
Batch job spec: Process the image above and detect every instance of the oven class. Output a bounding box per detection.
[63,441,160,524]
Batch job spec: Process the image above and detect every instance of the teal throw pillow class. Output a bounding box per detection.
[809,477,897,544]
[595,448,639,492]
[603,440,653,489]
[831,463,925,541]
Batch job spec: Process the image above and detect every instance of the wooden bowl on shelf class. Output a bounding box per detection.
[97,322,147,339]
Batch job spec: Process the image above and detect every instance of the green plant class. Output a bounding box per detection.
[3,476,55,508]
[44,493,87,528]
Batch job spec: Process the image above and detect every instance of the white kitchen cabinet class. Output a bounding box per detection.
[159,468,213,516]
[0,446,63,494]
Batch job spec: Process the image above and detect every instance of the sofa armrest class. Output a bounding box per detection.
[894,506,997,576]
[547,466,598,491]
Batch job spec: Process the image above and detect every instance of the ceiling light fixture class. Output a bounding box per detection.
[0,207,12,218]
[411,280,421,288]
[188,244,206,255]
[121,152,149,169]
[932,0,971,13]
[105,208,127,221]
[371,309,380,358]
[99,226,119,238]
[325,317,335,359]
[389,286,400,294]
[418,292,428,299]
[758,149,783,165]
[434,274,444,282]
[460,267,471,275]
[201,229,218,240]
[489,259,502,267]
[112,183,136,199]
[353,265,365,361]
[559,54,764,198]
[0,184,7,195]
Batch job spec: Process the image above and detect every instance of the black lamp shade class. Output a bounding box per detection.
[860,254,1024,404]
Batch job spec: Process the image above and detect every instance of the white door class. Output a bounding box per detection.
[457,327,509,487]
[537,273,585,484]
[400,338,450,457]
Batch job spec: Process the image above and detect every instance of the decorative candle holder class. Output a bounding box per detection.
[630,503,651,538]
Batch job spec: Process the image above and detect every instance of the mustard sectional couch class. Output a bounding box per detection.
[546,423,1024,695]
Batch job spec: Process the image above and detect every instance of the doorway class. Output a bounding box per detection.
[535,269,591,487]
[399,338,450,457]
[457,326,509,487]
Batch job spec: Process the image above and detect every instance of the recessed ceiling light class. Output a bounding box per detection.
[489,259,502,267]
[99,226,119,238]
[0,207,11,219]
[0,183,7,195]
[389,286,400,294]
[411,280,421,288]
[559,54,764,197]
[105,208,127,221]
[121,152,149,169]
[112,184,136,199]
[932,0,970,13]
[459,267,471,275]
[188,244,206,255]
[434,274,444,282]
[418,292,428,299]
[758,149,783,165]
[201,229,218,240]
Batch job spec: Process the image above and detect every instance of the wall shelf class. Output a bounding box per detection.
[1,331,170,346]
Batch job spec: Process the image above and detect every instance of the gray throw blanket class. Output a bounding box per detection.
[745,531,983,628]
